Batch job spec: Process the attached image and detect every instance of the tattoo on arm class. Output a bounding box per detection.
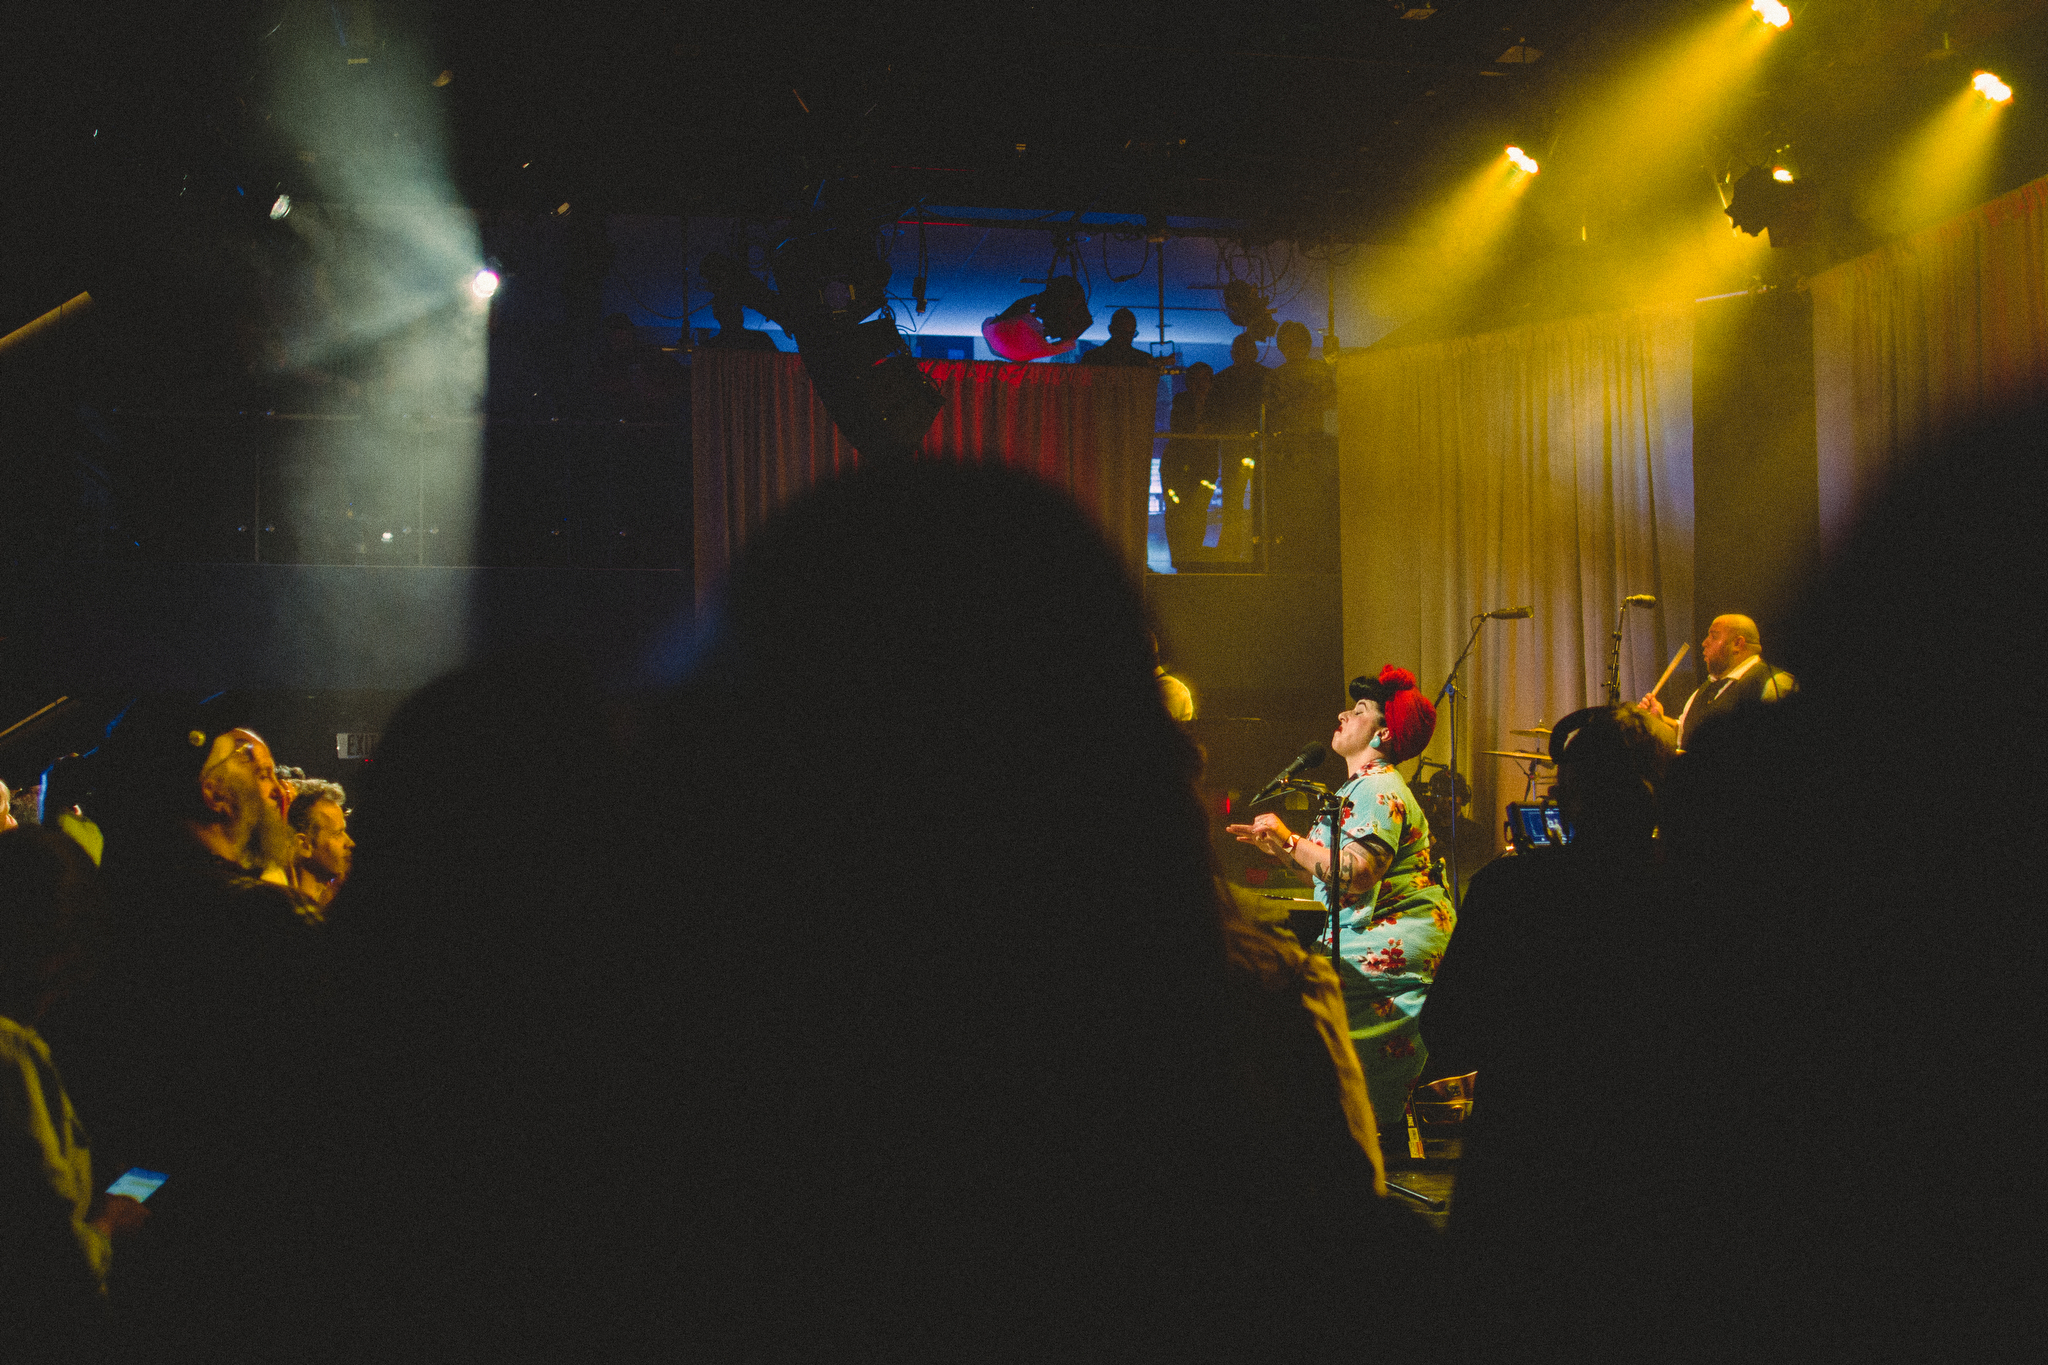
[1316,837,1393,892]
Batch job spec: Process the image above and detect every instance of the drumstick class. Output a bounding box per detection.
[1646,644,1689,701]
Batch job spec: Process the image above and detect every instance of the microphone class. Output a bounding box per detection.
[1483,606,1533,620]
[1250,742,1329,806]
[1623,594,1657,606]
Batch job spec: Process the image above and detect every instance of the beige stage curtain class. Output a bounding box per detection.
[692,352,1158,606]
[1811,174,2048,549]
[1335,305,1694,863]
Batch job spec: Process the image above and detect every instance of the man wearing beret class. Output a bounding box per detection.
[1228,665,1456,1150]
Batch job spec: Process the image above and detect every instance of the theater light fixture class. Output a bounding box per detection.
[1505,145,1540,174]
[1751,0,1790,29]
[1974,71,2013,103]
[269,193,292,220]
[1725,164,1816,246]
[470,268,500,300]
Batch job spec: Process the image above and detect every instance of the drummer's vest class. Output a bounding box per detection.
[1679,660,1796,750]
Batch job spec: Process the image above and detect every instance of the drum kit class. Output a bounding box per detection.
[1482,726,1555,801]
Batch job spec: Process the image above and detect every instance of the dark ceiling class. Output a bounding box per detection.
[4,0,2046,338]
[7,1,2044,232]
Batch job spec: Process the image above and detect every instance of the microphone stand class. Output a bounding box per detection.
[1435,615,1488,912]
[1253,775,1346,965]
[1266,772,1446,1207]
[1604,602,1629,705]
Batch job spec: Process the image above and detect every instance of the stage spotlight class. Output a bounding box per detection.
[470,268,500,301]
[1725,165,1816,246]
[760,223,945,459]
[1506,145,1540,174]
[1751,0,1790,29]
[1771,166,1794,183]
[269,193,292,220]
[1974,71,2013,103]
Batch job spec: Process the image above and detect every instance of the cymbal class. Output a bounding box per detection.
[1481,750,1554,763]
[1509,726,1553,737]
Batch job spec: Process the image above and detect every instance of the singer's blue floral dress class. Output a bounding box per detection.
[1300,759,1456,1141]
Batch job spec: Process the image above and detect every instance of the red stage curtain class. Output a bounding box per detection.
[1812,174,2048,549]
[692,353,1158,605]
[1334,305,1696,866]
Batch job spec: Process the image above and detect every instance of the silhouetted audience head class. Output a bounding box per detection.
[1276,318,1313,361]
[1183,359,1213,394]
[1108,305,1138,341]
[1230,332,1260,366]
[0,828,106,1025]
[696,462,1191,817]
[1546,703,1665,844]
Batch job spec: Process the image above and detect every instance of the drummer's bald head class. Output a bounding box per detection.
[1716,615,1760,650]
[1704,614,1762,675]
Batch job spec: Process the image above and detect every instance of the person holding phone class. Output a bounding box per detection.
[0,828,148,1358]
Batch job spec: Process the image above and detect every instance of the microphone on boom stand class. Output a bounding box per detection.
[1438,605,1534,911]
[1606,594,1658,703]
[1250,741,1329,806]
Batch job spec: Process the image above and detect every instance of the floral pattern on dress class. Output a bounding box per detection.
[1357,939,1408,975]
[1315,763,1455,996]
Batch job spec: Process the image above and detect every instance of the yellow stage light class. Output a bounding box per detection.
[1751,0,1790,29]
[1974,71,2013,103]
[1771,166,1793,183]
[1365,153,1536,319]
[1506,146,1540,174]
[1864,81,2010,236]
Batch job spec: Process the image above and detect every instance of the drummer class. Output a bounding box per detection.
[1227,666,1456,1151]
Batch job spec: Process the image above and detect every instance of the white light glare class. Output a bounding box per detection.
[1974,71,2013,103]
[1506,145,1540,174]
[1772,167,1794,183]
[470,268,501,300]
[269,193,291,219]
[1751,1,1791,30]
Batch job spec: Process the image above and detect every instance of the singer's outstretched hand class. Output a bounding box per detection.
[1227,812,1296,859]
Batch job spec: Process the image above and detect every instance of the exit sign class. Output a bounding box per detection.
[336,732,380,760]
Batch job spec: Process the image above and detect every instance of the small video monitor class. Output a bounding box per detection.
[1505,802,1574,852]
